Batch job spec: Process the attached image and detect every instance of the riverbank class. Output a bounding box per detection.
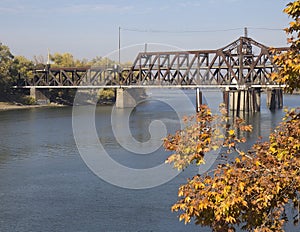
[0,100,116,112]
[0,102,65,111]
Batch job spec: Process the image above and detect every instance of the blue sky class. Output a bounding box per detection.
[0,0,292,62]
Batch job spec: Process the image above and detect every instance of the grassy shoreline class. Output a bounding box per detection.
[0,102,66,112]
[0,100,116,112]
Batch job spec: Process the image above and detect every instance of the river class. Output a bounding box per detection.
[0,89,299,232]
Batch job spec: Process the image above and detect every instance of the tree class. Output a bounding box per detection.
[33,54,46,66]
[271,1,300,93]
[50,52,87,67]
[0,42,18,101]
[0,42,14,87]
[164,1,300,231]
[11,55,34,80]
[88,56,117,68]
[165,107,299,231]
[0,44,36,85]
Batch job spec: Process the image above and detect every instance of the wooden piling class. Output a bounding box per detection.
[253,88,261,112]
[226,88,262,113]
[223,90,229,111]
[267,88,283,110]
[277,89,283,109]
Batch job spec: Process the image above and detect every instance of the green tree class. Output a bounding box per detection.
[0,42,17,101]
[50,52,87,67]
[50,52,75,67]
[164,1,300,231]
[89,56,117,68]
[11,55,34,80]
[0,42,14,87]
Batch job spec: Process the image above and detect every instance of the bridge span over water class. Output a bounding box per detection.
[16,37,288,112]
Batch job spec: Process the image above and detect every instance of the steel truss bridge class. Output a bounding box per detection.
[17,37,288,89]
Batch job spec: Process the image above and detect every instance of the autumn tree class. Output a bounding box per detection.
[164,1,300,231]
[271,0,300,93]
[165,107,300,231]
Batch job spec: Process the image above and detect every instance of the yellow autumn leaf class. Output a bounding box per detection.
[276,183,282,193]
[225,216,236,223]
[212,145,220,150]
[228,130,235,136]
[239,182,245,192]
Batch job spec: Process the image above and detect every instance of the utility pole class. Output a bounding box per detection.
[47,48,50,65]
[244,27,248,38]
[118,26,121,65]
[46,48,51,70]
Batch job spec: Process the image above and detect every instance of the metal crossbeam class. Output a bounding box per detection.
[17,37,288,88]
[121,37,287,87]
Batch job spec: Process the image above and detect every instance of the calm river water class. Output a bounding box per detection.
[0,89,299,232]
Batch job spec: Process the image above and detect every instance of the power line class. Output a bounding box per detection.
[247,27,284,31]
[121,27,243,33]
[120,27,283,34]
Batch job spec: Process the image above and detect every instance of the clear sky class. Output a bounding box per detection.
[0,0,292,62]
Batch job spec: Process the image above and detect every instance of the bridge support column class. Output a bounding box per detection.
[30,87,50,105]
[196,88,202,112]
[225,88,261,113]
[253,88,261,112]
[116,88,146,108]
[267,88,283,110]
[228,90,239,112]
[223,89,229,111]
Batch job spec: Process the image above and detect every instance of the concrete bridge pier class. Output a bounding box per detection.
[30,87,50,105]
[196,88,203,112]
[116,88,146,108]
[223,88,261,113]
[266,88,283,110]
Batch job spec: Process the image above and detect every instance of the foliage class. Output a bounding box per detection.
[50,52,87,67]
[0,42,14,86]
[98,89,115,101]
[49,53,121,70]
[165,106,300,231]
[12,55,34,80]
[21,96,36,105]
[89,56,117,68]
[164,105,251,170]
[271,0,300,93]
[0,43,35,87]
[164,1,300,231]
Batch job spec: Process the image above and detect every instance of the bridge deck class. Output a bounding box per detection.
[15,84,286,89]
